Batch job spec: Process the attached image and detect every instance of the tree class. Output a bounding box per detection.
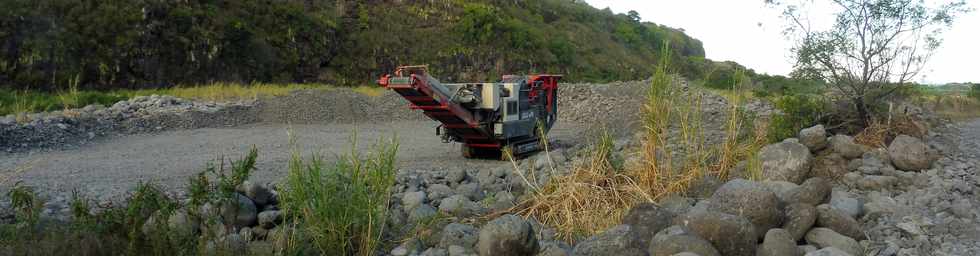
[627,10,641,22]
[768,0,970,124]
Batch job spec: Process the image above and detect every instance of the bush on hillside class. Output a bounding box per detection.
[768,94,828,142]
[970,84,980,100]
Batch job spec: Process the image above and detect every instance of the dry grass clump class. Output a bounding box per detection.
[854,116,928,148]
[514,132,649,242]
[513,52,768,242]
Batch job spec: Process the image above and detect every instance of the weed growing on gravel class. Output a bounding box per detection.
[279,135,399,255]
[7,183,43,226]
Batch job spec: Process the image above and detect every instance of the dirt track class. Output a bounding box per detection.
[0,120,586,201]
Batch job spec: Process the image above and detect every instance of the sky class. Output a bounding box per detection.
[583,0,980,84]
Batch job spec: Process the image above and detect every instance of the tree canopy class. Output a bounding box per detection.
[768,0,970,122]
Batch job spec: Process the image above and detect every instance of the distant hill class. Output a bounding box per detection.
[0,0,707,90]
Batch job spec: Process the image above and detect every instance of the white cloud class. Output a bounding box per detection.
[584,0,979,84]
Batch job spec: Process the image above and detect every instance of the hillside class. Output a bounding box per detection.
[0,0,707,91]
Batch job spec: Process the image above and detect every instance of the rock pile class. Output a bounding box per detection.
[557,124,956,256]
[0,95,256,152]
[141,180,284,254]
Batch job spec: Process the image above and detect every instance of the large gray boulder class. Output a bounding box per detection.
[237,181,274,206]
[648,226,720,256]
[804,228,863,256]
[477,215,537,256]
[622,203,675,247]
[538,241,572,256]
[673,211,757,256]
[810,153,848,180]
[799,125,828,152]
[440,223,479,249]
[888,135,934,171]
[257,210,281,229]
[402,191,427,211]
[815,205,866,241]
[761,181,800,205]
[829,190,862,219]
[759,141,813,184]
[707,179,783,238]
[571,225,645,256]
[804,247,852,256]
[782,203,817,241]
[222,193,258,228]
[829,135,864,159]
[408,204,438,222]
[758,229,803,256]
[786,178,831,206]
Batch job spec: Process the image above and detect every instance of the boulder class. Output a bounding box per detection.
[799,245,819,254]
[782,203,817,241]
[786,178,831,206]
[222,193,258,228]
[538,241,572,256]
[707,179,783,238]
[804,228,863,256]
[455,183,484,201]
[686,175,724,199]
[815,205,866,241]
[446,169,468,184]
[829,135,865,159]
[421,248,448,256]
[660,196,695,215]
[804,247,852,256]
[237,181,274,206]
[427,184,455,201]
[622,203,675,247]
[409,204,438,222]
[648,234,720,256]
[758,229,802,256]
[490,191,517,212]
[810,153,848,180]
[888,135,934,171]
[402,191,427,211]
[759,141,813,184]
[673,211,757,256]
[257,210,281,229]
[798,125,828,152]
[571,225,645,256]
[760,181,800,205]
[168,209,199,237]
[855,175,898,190]
[439,195,485,217]
[829,190,862,219]
[477,215,537,256]
[440,223,479,249]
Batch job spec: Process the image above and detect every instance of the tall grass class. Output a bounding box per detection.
[278,134,398,255]
[514,45,768,242]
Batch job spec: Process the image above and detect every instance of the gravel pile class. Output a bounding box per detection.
[0,95,256,152]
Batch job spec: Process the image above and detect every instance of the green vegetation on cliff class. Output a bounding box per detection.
[0,0,706,90]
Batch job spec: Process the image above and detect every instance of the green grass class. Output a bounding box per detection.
[278,135,398,256]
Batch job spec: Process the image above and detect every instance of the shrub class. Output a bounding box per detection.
[970,83,980,100]
[279,136,398,255]
[768,94,827,142]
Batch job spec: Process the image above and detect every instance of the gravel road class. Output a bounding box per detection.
[0,120,587,201]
